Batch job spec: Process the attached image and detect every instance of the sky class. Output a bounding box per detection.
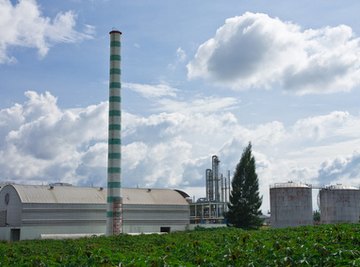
[1,0,360,213]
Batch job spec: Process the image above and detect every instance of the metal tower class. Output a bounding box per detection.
[212,155,220,202]
[206,169,213,201]
[106,30,122,235]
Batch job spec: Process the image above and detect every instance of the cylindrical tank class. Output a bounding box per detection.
[270,182,313,228]
[320,185,360,224]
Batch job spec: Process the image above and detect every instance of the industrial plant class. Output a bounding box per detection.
[1,28,360,242]
[0,28,232,240]
[190,155,231,225]
[0,154,229,241]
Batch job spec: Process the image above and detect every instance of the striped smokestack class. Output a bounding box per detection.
[106,30,122,235]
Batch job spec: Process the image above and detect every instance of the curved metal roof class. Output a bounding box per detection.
[5,184,188,205]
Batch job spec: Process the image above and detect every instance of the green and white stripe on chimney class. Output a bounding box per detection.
[106,30,122,235]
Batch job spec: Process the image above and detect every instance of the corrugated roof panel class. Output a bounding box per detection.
[122,188,187,205]
[13,184,106,204]
[10,185,188,205]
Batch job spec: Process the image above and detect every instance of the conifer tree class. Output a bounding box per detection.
[226,142,263,229]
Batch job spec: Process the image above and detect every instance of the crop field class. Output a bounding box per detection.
[1,224,360,266]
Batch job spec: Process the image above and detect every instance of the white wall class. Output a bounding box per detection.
[0,185,22,226]
[0,227,10,240]
[19,225,106,241]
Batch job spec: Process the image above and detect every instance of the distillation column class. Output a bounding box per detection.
[212,155,220,202]
[206,169,213,201]
[106,30,122,235]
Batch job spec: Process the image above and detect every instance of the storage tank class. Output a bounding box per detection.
[270,182,313,228]
[320,185,360,224]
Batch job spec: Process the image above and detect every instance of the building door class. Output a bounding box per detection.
[10,229,20,242]
[160,227,171,233]
[0,210,6,227]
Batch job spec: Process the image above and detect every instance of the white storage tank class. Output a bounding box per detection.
[270,182,313,228]
[320,184,360,224]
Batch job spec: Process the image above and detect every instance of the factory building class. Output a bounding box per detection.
[190,155,231,225]
[270,182,313,228]
[319,185,360,224]
[0,184,190,241]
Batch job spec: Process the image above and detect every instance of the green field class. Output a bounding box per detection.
[1,224,360,266]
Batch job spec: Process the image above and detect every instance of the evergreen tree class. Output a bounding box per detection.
[226,142,263,229]
[313,210,320,224]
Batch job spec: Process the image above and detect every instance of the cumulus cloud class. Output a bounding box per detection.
[0,0,94,64]
[292,111,360,142]
[0,91,107,185]
[187,12,360,94]
[1,89,360,212]
[316,152,360,186]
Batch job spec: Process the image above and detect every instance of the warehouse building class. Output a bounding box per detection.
[0,183,190,241]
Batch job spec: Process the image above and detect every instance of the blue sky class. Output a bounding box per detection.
[1,0,360,212]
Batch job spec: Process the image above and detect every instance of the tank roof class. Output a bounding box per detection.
[323,184,359,190]
[270,182,311,188]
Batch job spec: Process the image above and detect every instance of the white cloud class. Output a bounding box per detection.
[187,12,360,94]
[1,90,360,213]
[0,0,94,64]
[316,151,360,186]
[0,91,107,185]
[176,47,187,63]
[292,111,360,141]
[168,47,187,70]
[123,142,148,170]
[124,82,178,99]
[157,96,239,114]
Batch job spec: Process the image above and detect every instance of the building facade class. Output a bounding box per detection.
[0,184,190,241]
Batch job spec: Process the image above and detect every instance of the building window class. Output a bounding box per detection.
[5,193,9,205]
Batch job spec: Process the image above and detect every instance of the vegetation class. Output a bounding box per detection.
[226,142,263,229]
[313,210,321,224]
[1,224,360,266]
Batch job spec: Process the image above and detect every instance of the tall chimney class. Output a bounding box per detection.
[106,30,122,235]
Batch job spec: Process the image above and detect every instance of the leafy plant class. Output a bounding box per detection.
[1,224,360,266]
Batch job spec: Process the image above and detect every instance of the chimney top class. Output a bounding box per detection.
[110,29,122,35]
